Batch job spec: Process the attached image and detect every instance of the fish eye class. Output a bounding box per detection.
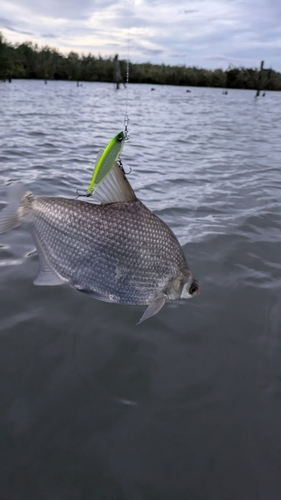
[189,281,199,295]
[117,132,124,141]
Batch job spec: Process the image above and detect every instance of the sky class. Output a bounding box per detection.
[1,0,281,71]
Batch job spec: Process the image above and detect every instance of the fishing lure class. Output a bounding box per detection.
[87,131,125,196]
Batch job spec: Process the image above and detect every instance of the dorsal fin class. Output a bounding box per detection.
[91,162,137,204]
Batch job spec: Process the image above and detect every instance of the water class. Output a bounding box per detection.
[1,80,281,500]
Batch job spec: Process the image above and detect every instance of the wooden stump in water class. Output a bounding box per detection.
[113,54,126,90]
[256,60,264,97]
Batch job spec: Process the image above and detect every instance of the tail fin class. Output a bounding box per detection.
[0,183,27,234]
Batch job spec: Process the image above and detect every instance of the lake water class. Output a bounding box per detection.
[1,80,281,500]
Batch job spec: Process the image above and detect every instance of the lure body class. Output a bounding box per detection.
[87,131,125,195]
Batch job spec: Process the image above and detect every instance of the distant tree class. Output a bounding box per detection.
[0,34,281,90]
[0,33,16,80]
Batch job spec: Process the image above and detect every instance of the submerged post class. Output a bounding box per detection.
[256,60,264,97]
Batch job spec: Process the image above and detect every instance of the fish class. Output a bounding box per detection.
[0,162,199,324]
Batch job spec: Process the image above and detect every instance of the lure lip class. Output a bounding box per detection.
[87,131,125,195]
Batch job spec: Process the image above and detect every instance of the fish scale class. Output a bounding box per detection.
[28,197,187,305]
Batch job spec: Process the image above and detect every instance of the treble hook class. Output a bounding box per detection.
[75,188,90,199]
[118,158,132,176]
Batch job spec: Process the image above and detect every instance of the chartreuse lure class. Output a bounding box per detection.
[87,131,125,195]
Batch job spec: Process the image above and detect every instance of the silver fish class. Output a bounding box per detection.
[0,163,199,323]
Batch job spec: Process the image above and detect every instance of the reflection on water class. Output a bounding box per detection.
[1,81,281,499]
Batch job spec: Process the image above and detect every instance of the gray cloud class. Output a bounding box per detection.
[0,16,12,26]
[4,26,34,35]
[171,54,187,60]
[1,0,281,70]
[41,34,59,38]
[141,48,165,56]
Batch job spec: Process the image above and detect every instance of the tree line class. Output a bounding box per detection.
[1,33,281,90]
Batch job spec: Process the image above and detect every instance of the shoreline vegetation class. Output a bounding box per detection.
[1,33,281,91]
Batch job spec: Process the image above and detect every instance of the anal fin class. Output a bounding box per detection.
[34,266,65,286]
[32,231,64,286]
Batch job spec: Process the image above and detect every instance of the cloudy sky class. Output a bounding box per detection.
[1,0,281,70]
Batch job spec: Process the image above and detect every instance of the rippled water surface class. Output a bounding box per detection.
[1,80,281,499]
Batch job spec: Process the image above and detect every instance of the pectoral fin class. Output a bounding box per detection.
[137,294,167,325]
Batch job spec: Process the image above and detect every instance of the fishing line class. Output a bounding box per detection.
[124,21,131,142]
[77,17,132,199]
